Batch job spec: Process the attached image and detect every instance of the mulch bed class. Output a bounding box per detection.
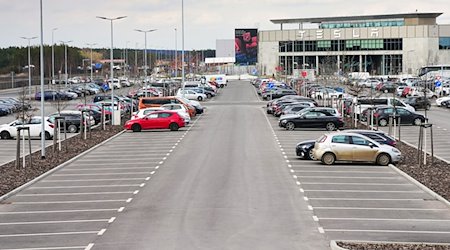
[0,126,124,197]
[337,242,450,250]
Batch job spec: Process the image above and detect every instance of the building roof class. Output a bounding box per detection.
[270,13,443,24]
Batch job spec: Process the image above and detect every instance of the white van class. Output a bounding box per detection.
[354,97,415,115]
[204,74,227,88]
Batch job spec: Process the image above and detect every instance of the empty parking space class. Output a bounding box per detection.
[0,115,202,250]
[264,110,450,244]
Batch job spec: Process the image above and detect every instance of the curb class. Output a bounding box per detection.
[330,241,348,250]
[0,129,126,202]
[389,163,450,208]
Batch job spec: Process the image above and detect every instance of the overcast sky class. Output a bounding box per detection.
[1,0,450,50]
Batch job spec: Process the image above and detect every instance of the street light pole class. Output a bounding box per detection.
[39,0,45,158]
[175,28,178,78]
[181,0,185,93]
[97,15,127,126]
[86,43,97,81]
[51,28,57,84]
[134,29,157,83]
[20,36,37,99]
[60,40,72,88]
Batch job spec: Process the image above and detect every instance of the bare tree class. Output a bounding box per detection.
[16,86,37,122]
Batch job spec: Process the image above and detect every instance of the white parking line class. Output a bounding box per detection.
[0,246,86,250]
[319,217,450,222]
[29,184,142,189]
[70,162,157,166]
[60,167,156,171]
[97,229,106,236]
[297,176,399,179]
[0,219,110,226]
[301,182,412,186]
[52,173,151,176]
[13,199,128,205]
[308,198,425,201]
[291,170,394,174]
[0,231,99,238]
[303,189,422,193]
[324,229,450,234]
[0,208,119,215]
[17,191,134,196]
[85,243,94,250]
[313,207,447,211]
[42,178,146,183]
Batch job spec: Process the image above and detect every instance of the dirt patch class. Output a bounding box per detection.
[0,126,123,197]
[337,242,450,250]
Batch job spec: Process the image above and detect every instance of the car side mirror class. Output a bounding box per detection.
[368,143,374,148]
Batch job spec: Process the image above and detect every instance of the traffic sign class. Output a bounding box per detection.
[301,71,307,77]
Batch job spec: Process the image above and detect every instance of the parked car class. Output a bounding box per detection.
[279,104,311,116]
[131,107,164,120]
[312,132,401,165]
[176,89,207,101]
[185,87,216,98]
[279,109,344,131]
[35,90,72,101]
[296,140,316,160]
[436,96,450,106]
[344,129,397,147]
[0,116,54,140]
[404,96,431,110]
[48,111,95,133]
[161,103,191,124]
[372,106,427,126]
[124,110,185,132]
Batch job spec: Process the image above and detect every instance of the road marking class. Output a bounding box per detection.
[13,199,128,205]
[145,177,151,181]
[293,175,297,179]
[0,231,99,238]
[118,207,125,212]
[0,208,119,215]
[284,155,287,159]
[133,190,139,195]
[303,190,422,193]
[126,198,133,203]
[301,182,412,186]
[140,183,145,187]
[290,169,294,173]
[108,217,116,223]
[304,197,309,201]
[169,150,173,152]
[150,171,156,175]
[318,227,325,234]
[313,207,447,211]
[42,178,146,182]
[97,229,106,236]
[296,176,398,179]
[17,191,134,196]
[299,188,304,193]
[308,198,425,201]
[312,216,319,222]
[166,153,170,156]
[319,217,450,222]
[85,243,95,250]
[70,162,157,166]
[324,229,450,234]
[291,170,394,174]
[308,205,313,210]
[29,184,142,189]
[288,164,292,168]
[163,157,167,160]
[0,246,87,250]
[159,161,164,164]
[52,172,151,176]
[286,160,290,163]
[60,167,156,171]
[296,181,301,186]
[0,219,110,226]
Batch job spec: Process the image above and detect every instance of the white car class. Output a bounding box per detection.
[176,89,207,101]
[436,96,450,106]
[107,79,122,89]
[311,89,343,99]
[161,104,191,124]
[0,116,54,140]
[131,107,164,120]
[357,79,381,88]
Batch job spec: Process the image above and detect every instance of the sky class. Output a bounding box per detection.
[1,0,450,51]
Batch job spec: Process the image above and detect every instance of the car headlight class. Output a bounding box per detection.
[392,148,400,154]
[280,120,287,124]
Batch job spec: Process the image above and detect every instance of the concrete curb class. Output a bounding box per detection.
[389,163,450,208]
[330,241,348,250]
[0,129,126,202]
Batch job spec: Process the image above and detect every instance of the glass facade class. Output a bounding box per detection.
[439,37,450,50]
[279,39,402,52]
[319,20,404,29]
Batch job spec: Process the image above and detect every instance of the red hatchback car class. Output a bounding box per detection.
[124,110,185,132]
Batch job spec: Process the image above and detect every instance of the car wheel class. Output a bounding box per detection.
[376,153,391,166]
[308,148,315,160]
[321,152,336,165]
[131,124,141,132]
[207,93,212,98]
[169,123,179,131]
[0,131,11,139]
[413,118,422,126]
[325,122,336,131]
[40,131,52,140]
[285,122,295,131]
[197,96,203,101]
[379,118,388,127]
[68,125,78,133]
[426,104,431,110]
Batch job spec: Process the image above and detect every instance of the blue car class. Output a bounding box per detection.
[35,90,71,101]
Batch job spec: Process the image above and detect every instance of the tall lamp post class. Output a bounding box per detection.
[174,28,178,78]
[21,36,37,99]
[134,29,157,82]
[181,0,185,94]
[60,40,72,88]
[97,15,127,125]
[51,28,57,84]
[39,0,45,158]
[86,43,97,81]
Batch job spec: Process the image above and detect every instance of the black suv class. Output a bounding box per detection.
[404,96,431,110]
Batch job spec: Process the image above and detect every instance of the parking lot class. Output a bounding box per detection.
[264,106,450,243]
[0,115,201,250]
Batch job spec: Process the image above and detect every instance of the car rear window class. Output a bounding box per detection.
[332,135,350,144]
